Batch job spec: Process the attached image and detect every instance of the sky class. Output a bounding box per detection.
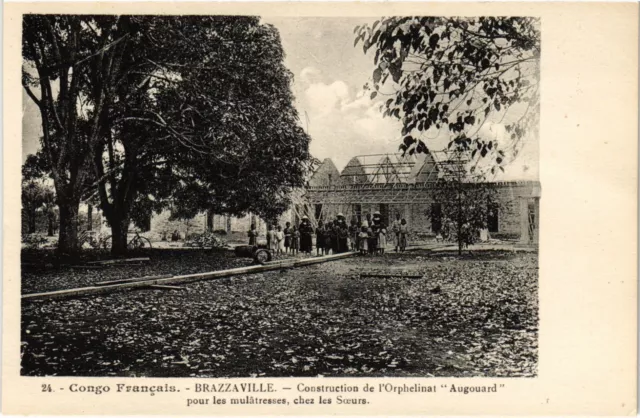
[22,17,539,181]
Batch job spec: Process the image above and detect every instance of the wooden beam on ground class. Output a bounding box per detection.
[95,274,173,286]
[360,273,423,279]
[70,265,108,270]
[148,285,185,290]
[87,257,150,265]
[22,251,356,302]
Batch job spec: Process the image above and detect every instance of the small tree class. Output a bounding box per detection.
[428,148,499,255]
[429,181,498,255]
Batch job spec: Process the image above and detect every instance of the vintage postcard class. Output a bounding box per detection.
[3,1,637,415]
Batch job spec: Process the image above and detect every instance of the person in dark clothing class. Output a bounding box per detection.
[299,216,314,254]
[291,225,300,255]
[315,220,325,256]
[336,213,349,253]
[283,222,292,254]
[328,220,337,254]
[265,223,272,249]
[323,222,333,255]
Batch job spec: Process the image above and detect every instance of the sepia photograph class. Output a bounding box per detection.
[19,14,541,379]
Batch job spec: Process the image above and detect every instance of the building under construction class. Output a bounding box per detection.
[287,150,541,245]
[145,149,540,246]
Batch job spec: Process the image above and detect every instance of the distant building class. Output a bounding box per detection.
[295,152,540,244]
[53,151,539,246]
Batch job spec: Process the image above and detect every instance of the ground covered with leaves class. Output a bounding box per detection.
[21,248,254,294]
[21,250,537,377]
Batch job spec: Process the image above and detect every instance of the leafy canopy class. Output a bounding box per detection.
[356,17,540,176]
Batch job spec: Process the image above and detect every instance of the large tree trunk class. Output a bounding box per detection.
[87,204,93,231]
[58,201,80,255]
[110,213,130,256]
[28,210,36,234]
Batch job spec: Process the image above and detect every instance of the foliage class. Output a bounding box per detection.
[21,233,49,249]
[23,15,313,254]
[149,16,314,222]
[21,180,54,234]
[355,17,540,174]
[21,251,537,377]
[22,15,122,253]
[22,153,51,181]
[428,180,499,254]
[183,232,228,249]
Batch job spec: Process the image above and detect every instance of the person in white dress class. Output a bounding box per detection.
[275,225,285,255]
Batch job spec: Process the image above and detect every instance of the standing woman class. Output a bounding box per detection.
[336,214,349,253]
[299,216,313,254]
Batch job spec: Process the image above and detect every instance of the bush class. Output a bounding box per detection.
[213,229,228,236]
[183,232,227,249]
[22,234,49,249]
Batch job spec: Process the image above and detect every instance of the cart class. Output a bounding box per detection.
[234,244,272,264]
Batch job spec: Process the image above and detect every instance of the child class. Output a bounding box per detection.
[283,222,292,254]
[399,218,408,252]
[291,225,300,256]
[359,226,369,255]
[378,227,387,255]
[275,225,285,256]
[267,225,277,253]
[315,221,325,256]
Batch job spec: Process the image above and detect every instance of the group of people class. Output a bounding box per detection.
[354,212,409,255]
[247,212,409,257]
